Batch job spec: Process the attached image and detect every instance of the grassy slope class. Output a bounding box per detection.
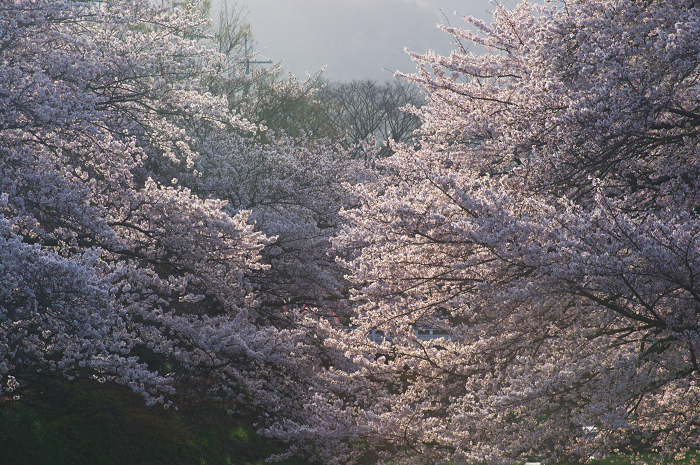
[3,379,697,465]
[0,379,302,465]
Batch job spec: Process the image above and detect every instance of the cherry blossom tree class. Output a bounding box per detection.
[0,0,260,398]
[0,4,358,456]
[178,125,365,318]
[11,0,700,463]
[186,0,365,316]
[326,0,700,462]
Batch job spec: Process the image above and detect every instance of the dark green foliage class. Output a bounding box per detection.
[0,380,302,465]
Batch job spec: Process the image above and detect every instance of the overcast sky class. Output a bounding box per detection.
[243,0,497,82]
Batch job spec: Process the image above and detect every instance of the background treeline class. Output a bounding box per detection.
[203,0,423,157]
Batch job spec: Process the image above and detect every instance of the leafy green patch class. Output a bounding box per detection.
[0,379,300,465]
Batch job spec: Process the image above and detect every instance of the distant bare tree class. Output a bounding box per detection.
[321,78,423,162]
[212,0,252,74]
[378,79,424,155]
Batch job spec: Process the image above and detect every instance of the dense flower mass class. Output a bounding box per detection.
[0,0,356,441]
[3,0,700,463]
[323,0,700,462]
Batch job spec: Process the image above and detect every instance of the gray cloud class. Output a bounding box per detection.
[243,0,496,81]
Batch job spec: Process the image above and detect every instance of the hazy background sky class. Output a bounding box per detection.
[243,0,497,82]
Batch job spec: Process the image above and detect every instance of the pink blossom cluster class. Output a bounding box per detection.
[319,0,700,462]
[3,0,700,463]
[0,0,358,448]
